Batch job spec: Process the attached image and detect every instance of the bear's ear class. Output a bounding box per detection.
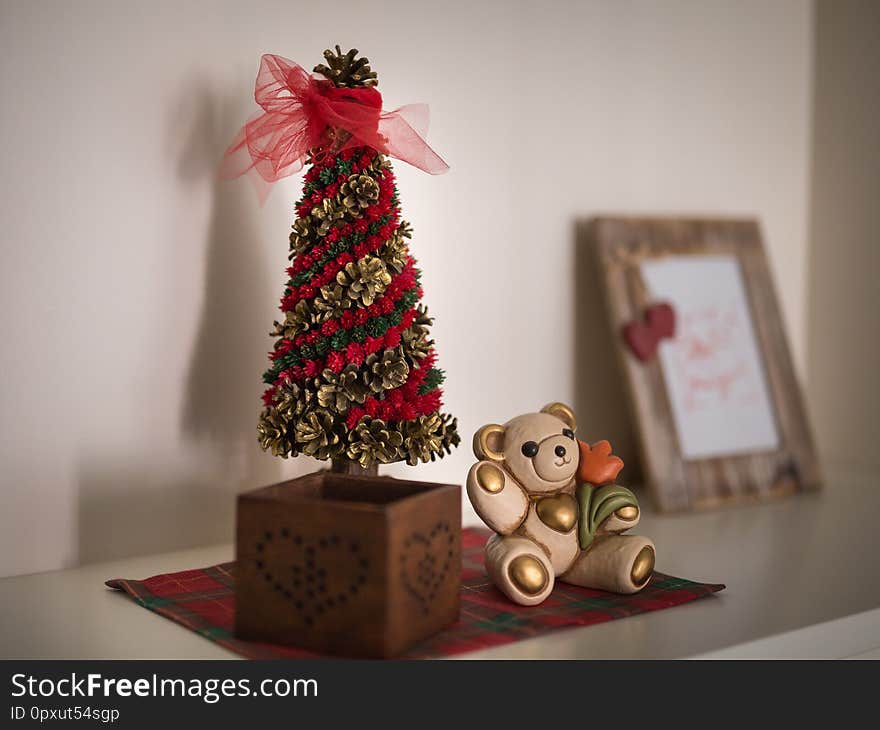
[540,402,577,431]
[473,424,506,462]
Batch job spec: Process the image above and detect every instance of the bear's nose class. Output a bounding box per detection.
[555,445,566,458]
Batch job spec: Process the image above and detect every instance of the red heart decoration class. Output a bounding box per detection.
[647,302,676,339]
[622,302,677,362]
[623,321,658,361]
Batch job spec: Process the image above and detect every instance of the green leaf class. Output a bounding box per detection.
[576,483,639,550]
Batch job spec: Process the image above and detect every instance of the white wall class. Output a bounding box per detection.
[807,0,880,474]
[0,0,814,577]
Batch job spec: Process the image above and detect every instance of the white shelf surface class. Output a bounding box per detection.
[1,470,878,660]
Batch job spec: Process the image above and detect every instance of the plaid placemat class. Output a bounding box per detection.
[107,528,723,658]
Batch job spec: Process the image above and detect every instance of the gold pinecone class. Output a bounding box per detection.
[274,299,313,338]
[381,228,409,273]
[346,418,403,469]
[400,414,460,465]
[336,255,391,307]
[401,325,432,361]
[317,365,370,413]
[294,410,344,460]
[401,413,444,465]
[273,379,309,420]
[313,46,378,88]
[311,197,346,236]
[258,407,293,457]
[364,347,410,392]
[341,173,381,210]
[414,304,434,328]
[290,218,314,255]
[312,283,349,322]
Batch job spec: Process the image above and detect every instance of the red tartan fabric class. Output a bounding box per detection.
[107,528,723,659]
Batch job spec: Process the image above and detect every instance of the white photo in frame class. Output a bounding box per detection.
[640,254,780,460]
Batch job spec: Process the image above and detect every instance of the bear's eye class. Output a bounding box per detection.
[562,428,575,440]
[521,441,539,457]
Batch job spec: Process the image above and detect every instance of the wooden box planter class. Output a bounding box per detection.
[235,472,461,658]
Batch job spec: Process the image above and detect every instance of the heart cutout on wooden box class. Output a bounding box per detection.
[253,529,369,628]
[399,520,456,615]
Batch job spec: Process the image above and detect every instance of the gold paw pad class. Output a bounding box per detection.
[476,462,504,493]
[508,555,549,596]
[630,545,655,586]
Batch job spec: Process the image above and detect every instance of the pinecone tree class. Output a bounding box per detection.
[256,48,459,472]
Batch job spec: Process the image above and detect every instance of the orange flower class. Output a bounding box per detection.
[577,440,624,486]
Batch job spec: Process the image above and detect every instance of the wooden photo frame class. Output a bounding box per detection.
[589,217,820,512]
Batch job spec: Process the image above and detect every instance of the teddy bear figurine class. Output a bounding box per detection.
[467,402,656,606]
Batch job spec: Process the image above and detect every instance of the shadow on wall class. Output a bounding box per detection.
[76,79,288,564]
[76,460,240,564]
[571,220,643,485]
[179,88,275,469]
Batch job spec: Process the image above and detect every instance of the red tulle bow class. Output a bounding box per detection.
[220,54,448,201]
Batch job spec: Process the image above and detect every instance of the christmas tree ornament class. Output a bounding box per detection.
[221,47,459,473]
[226,47,461,657]
[466,403,656,606]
